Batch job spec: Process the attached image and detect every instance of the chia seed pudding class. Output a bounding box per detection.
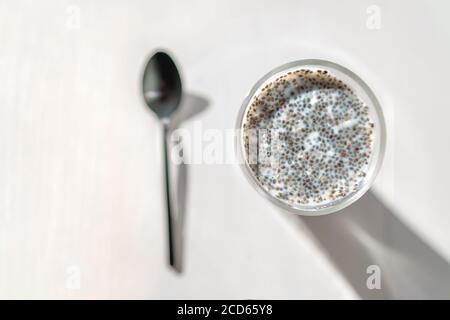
[242,67,375,209]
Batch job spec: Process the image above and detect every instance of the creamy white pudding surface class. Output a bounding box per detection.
[242,68,375,208]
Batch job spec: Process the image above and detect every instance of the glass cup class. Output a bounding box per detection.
[236,59,386,216]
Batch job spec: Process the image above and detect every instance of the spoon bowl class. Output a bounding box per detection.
[143,51,182,121]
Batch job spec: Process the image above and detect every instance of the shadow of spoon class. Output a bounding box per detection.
[170,92,210,272]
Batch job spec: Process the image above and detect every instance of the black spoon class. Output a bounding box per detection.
[142,51,182,272]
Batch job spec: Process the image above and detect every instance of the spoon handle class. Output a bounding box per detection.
[162,122,180,272]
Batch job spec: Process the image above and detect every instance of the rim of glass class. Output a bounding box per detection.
[236,59,386,216]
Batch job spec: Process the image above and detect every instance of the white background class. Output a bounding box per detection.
[1,0,450,299]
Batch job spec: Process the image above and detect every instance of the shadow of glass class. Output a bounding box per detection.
[170,92,209,272]
[297,191,450,299]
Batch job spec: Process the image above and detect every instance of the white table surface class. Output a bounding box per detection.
[1,0,450,299]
